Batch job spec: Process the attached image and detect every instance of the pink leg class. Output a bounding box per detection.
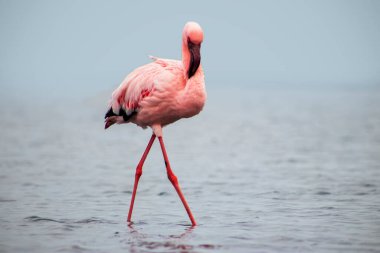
[158,136,197,226]
[127,134,156,222]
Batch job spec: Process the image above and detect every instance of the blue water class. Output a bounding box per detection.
[0,87,380,252]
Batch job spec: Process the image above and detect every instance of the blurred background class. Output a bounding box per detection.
[1,0,380,98]
[1,1,379,252]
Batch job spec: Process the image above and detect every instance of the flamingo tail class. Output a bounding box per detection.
[104,107,136,129]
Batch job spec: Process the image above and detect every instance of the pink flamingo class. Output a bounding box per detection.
[104,22,205,226]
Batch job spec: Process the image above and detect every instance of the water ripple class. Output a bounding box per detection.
[24,216,64,223]
[24,216,117,225]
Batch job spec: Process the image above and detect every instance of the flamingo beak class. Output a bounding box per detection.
[187,40,201,79]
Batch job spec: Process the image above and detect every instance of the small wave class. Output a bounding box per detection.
[62,224,80,231]
[321,206,334,210]
[24,216,116,224]
[0,199,16,202]
[316,191,331,195]
[24,216,64,223]
[75,218,116,224]
[57,245,89,253]
[361,183,376,188]
[128,220,148,226]
[355,192,369,196]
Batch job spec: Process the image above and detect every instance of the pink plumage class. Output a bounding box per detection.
[104,22,205,226]
[105,22,206,134]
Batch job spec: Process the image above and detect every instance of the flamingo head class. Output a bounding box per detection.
[183,22,203,78]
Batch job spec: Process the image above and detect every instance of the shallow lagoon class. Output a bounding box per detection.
[1,87,380,252]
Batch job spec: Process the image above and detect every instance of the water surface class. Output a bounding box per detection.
[1,88,380,252]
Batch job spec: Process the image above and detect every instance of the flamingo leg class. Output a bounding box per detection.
[127,134,156,222]
[157,136,197,226]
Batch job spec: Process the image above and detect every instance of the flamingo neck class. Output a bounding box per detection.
[182,37,191,79]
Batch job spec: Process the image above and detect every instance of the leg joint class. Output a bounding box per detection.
[135,166,143,178]
[167,172,178,185]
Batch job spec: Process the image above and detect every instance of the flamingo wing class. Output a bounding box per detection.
[105,58,182,123]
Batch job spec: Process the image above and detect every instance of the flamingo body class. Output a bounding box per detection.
[104,22,205,225]
[105,22,206,136]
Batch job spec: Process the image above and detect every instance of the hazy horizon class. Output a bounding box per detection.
[1,0,380,100]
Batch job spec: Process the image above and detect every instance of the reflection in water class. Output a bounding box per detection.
[127,222,203,253]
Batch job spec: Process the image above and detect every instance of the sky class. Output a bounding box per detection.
[1,0,380,99]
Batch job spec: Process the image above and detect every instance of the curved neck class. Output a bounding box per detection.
[182,38,201,79]
[182,36,191,78]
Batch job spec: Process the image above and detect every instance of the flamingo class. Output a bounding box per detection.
[104,22,205,226]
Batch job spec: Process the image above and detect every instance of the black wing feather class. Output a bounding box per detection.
[104,107,136,121]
